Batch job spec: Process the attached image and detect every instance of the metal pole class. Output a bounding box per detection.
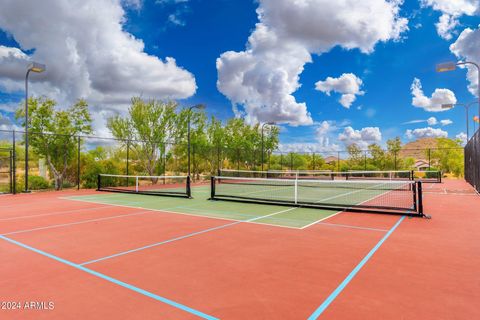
[12,130,16,194]
[261,126,265,171]
[126,140,130,175]
[187,112,191,177]
[428,149,431,170]
[394,151,397,171]
[465,105,469,139]
[24,69,31,193]
[364,151,367,170]
[337,151,340,172]
[77,136,81,190]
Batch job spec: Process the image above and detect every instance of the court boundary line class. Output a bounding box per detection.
[0,205,112,221]
[60,196,306,230]
[0,235,218,320]
[79,206,299,266]
[307,215,405,319]
[1,210,152,236]
[313,222,388,232]
[300,181,408,229]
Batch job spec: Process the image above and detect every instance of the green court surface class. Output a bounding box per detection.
[65,185,340,229]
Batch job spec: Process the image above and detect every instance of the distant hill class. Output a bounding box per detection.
[400,138,438,159]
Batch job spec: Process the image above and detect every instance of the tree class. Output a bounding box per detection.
[346,143,363,169]
[368,143,385,170]
[16,97,92,190]
[108,97,178,177]
[386,137,402,170]
[430,138,464,177]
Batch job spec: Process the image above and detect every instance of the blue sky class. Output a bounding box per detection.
[1,0,480,151]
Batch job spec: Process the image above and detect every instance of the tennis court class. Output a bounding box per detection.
[1,176,479,319]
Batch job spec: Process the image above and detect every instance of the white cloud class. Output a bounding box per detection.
[456,132,468,144]
[450,27,480,98]
[216,0,408,125]
[427,116,438,125]
[421,0,479,40]
[410,78,456,112]
[0,0,196,133]
[315,73,364,108]
[338,126,382,148]
[405,127,448,139]
[440,119,453,126]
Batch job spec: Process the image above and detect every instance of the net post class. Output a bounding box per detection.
[135,176,139,193]
[186,175,192,198]
[97,174,101,191]
[417,181,424,216]
[439,170,442,183]
[210,176,215,199]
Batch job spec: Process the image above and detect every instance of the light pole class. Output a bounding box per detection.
[187,104,205,177]
[436,60,480,135]
[24,62,46,192]
[441,101,478,139]
[261,122,275,171]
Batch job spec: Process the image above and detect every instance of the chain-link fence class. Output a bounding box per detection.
[0,147,13,194]
[465,129,479,193]
[0,129,465,193]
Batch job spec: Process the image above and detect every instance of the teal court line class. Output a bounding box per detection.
[307,215,406,319]
[0,235,218,320]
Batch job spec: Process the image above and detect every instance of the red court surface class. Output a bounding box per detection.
[1,180,479,319]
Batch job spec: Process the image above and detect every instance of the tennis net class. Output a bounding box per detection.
[97,174,191,198]
[210,176,424,216]
[219,169,334,180]
[346,170,413,181]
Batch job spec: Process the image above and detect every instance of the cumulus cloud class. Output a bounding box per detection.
[405,127,448,139]
[410,78,456,112]
[338,126,382,148]
[440,119,453,126]
[216,0,408,125]
[315,73,364,108]
[277,120,346,153]
[427,116,438,125]
[456,132,468,144]
[0,0,196,133]
[450,27,480,98]
[421,0,479,40]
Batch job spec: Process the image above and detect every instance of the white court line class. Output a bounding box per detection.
[0,205,111,221]
[80,206,299,265]
[313,222,389,232]
[1,210,151,236]
[300,181,403,229]
[60,196,302,230]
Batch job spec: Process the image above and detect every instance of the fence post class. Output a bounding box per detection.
[364,151,367,170]
[428,148,431,169]
[126,140,130,176]
[77,136,81,190]
[237,148,240,175]
[12,130,16,194]
[337,151,340,172]
[312,153,316,170]
[394,151,397,171]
